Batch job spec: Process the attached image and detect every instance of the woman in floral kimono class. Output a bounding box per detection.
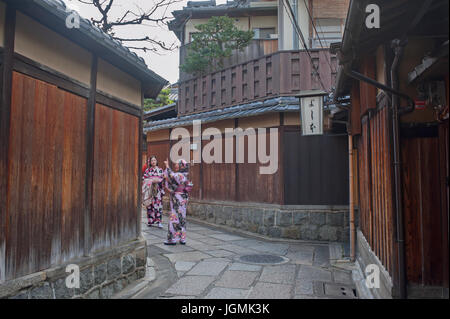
[142,156,165,228]
[163,159,192,245]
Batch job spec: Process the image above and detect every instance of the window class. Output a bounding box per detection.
[253,27,276,39]
[312,18,343,48]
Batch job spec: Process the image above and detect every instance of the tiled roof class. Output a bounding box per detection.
[144,96,300,132]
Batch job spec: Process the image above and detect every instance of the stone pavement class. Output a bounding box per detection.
[130,210,358,299]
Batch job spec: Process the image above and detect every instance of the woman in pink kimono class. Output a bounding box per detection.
[142,156,165,228]
[163,159,192,245]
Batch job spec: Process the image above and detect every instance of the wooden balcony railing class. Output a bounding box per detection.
[178,49,337,115]
[179,39,279,82]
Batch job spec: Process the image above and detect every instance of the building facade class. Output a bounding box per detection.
[0,0,167,299]
[334,0,449,299]
[145,0,352,242]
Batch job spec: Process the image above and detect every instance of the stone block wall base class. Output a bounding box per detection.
[184,200,350,243]
[1,237,147,299]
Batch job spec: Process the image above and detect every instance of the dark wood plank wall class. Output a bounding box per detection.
[0,5,146,282]
[438,120,449,288]
[355,56,449,288]
[357,106,395,276]
[147,123,349,206]
[147,141,171,169]
[146,128,284,204]
[354,54,396,278]
[91,104,139,252]
[401,127,447,286]
[238,130,283,204]
[178,50,337,115]
[283,128,349,205]
[3,69,142,280]
[5,72,87,280]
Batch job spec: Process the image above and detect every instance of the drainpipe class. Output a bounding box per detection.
[348,133,356,262]
[390,38,408,299]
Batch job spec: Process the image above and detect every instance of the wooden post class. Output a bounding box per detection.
[137,91,144,237]
[84,55,98,256]
[0,5,16,283]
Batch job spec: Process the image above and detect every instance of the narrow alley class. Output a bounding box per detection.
[115,210,358,299]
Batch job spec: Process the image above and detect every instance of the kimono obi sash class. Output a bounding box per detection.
[174,186,185,193]
[174,182,193,194]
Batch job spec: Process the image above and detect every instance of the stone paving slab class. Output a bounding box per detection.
[164,251,211,263]
[202,257,232,263]
[286,250,314,265]
[287,245,317,253]
[203,249,236,258]
[259,265,297,285]
[186,261,229,276]
[146,238,164,245]
[247,283,293,299]
[174,261,196,272]
[294,279,314,295]
[184,240,213,251]
[187,233,208,239]
[192,229,224,236]
[205,287,250,299]
[297,265,332,282]
[332,269,353,284]
[159,295,196,299]
[209,234,245,241]
[196,237,227,246]
[313,245,331,267]
[138,217,358,300]
[154,243,196,253]
[294,294,335,299]
[251,243,289,256]
[220,244,260,255]
[165,276,216,296]
[228,263,262,272]
[232,239,265,248]
[215,270,258,289]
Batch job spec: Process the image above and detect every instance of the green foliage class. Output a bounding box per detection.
[181,16,254,75]
[143,88,174,112]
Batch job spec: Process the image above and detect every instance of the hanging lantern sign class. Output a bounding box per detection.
[300,95,324,136]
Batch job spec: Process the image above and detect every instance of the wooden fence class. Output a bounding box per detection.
[356,103,449,287]
[2,70,140,281]
[147,124,350,206]
[357,106,395,277]
[401,124,448,286]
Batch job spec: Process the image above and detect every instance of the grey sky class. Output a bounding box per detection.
[64,0,227,84]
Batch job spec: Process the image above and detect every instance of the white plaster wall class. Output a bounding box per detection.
[14,12,92,85]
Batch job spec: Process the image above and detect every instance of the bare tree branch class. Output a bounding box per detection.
[76,0,181,52]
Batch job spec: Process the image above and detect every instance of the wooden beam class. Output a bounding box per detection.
[84,55,98,256]
[96,92,141,118]
[0,4,16,283]
[12,53,90,99]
